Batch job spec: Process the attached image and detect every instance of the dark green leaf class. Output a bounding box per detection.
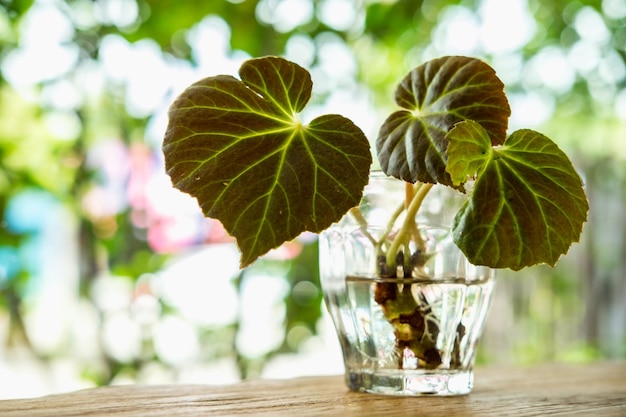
[451,128,589,270]
[376,56,510,186]
[163,56,371,267]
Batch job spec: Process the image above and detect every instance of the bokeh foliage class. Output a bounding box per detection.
[0,0,625,393]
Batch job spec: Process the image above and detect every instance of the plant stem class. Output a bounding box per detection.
[348,207,377,246]
[349,180,434,276]
[384,182,433,269]
[378,198,410,254]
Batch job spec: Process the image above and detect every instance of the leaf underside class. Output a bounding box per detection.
[376,55,511,186]
[449,126,589,270]
[163,56,372,267]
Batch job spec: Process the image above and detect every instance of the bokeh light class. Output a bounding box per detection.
[1,0,625,400]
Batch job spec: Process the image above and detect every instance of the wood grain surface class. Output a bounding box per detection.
[1,362,624,416]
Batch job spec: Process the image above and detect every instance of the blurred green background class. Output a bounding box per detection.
[0,0,624,398]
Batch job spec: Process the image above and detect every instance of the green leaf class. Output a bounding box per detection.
[451,129,589,270]
[163,56,372,267]
[376,56,510,186]
[446,120,493,186]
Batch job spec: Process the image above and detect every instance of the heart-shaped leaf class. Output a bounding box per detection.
[163,56,372,267]
[449,126,589,270]
[376,56,510,186]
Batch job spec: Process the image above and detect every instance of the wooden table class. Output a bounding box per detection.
[1,362,624,416]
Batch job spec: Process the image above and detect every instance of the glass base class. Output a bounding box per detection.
[346,369,473,396]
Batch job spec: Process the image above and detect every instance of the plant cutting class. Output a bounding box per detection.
[162,55,588,395]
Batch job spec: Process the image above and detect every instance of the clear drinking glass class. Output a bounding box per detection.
[319,172,495,396]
